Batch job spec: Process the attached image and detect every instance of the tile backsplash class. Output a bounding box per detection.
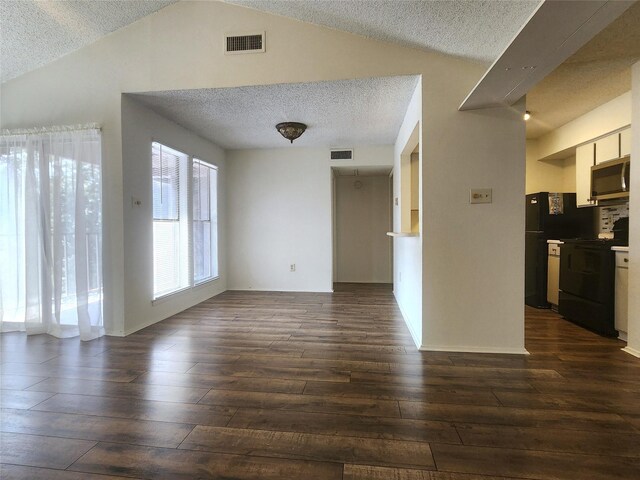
[598,203,629,233]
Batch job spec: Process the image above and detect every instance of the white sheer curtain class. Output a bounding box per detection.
[0,126,104,341]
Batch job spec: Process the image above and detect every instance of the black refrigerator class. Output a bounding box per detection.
[525,192,593,308]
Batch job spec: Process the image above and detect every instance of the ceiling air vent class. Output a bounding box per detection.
[330,149,354,161]
[225,32,266,54]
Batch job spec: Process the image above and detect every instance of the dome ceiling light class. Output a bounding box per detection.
[276,122,307,143]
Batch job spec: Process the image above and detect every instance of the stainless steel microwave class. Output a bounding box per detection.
[590,155,630,201]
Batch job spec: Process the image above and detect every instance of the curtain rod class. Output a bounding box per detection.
[1,123,101,136]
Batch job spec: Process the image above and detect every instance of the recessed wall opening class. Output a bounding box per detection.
[123,74,417,307]
[410,144,420,233]
[332,167,393,287]
[399,122,421,234]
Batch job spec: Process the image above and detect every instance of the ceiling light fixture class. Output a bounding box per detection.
[276,122,307,143]
[523,111,531,121]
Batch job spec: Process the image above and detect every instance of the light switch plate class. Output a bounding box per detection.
[470,188,492,204]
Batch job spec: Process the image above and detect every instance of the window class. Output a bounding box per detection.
[151,143,219,299]
[0,127,104,340]
[193,159,218,283]
[152,143,189,298]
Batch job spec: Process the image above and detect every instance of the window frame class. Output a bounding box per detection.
[192,158,219,286]
[151,141,219,302]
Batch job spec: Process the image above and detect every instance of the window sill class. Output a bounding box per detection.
[152,286,192,305]
[194,275,221,288]
[151,276,221,305]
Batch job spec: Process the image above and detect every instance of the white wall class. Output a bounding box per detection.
[120,96,227,335]
[561,157,577,192]
[421,90,527,354]
[625,61,640,357]
[526,139,569,194]
[1,0,528,353]
[335,175,391,283]
[226,146,393,292]
[393,81,422,348]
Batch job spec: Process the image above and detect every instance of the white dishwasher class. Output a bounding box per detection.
[547,243,561,309]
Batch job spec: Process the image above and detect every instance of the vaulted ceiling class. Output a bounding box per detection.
[225,0,540,64]
[1,0,540,84]
[2,0,636,143]
[0,0,178,82]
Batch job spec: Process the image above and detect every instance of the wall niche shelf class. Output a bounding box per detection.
[386,232,419,237]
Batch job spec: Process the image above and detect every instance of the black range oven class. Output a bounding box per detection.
[558,239,625,337]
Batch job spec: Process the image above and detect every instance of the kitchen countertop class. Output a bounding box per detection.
[612,246,629,252]
[547,240,564,245]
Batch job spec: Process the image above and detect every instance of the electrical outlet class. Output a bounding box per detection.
[469,188,492,204]
[290,264,296,272]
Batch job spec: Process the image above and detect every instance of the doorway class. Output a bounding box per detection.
[332,167,393,286]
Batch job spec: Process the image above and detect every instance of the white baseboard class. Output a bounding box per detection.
[622,346,640,358]
[125,287,227,336]
[391,292,529,355]
[393,293,421,350]
[124,316,164,336]
[420,344,529,355]
[227,288,333,293]
[104,329,125,337]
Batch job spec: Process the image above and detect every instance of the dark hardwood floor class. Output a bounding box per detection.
[1,283,639,479]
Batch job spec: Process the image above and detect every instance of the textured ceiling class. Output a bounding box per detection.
[130,75,420,149]
[526,1,640,139]
[0,0,177,83]
[5,0,634,142]
[0,0,541,85]
[226,0,540,64]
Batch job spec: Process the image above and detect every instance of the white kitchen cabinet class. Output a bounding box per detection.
[620,128,631,157]
[615,250,629,341]
[595,133,620,164]
[547,243,561,308]
[576,143,596,207]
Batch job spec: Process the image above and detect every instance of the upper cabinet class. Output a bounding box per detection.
[576,143,595,207]
[620,127,631,157]
[595,134,620,164]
